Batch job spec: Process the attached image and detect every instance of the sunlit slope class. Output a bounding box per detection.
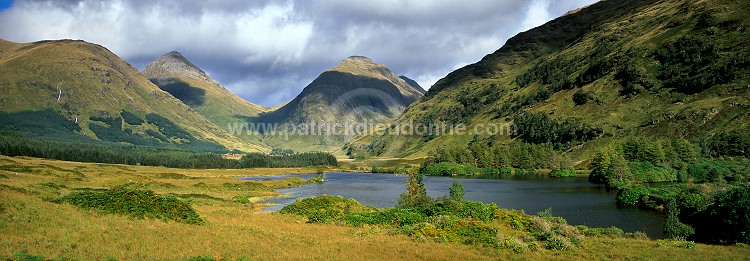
[352,0,750,159]
[142,51,269,149]
[0,39,260,152]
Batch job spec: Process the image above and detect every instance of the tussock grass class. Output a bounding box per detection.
[1,155,749,260]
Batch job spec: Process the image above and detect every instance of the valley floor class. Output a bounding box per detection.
[1,156,748,260]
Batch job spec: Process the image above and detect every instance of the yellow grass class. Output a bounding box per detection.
[1,155,749,260]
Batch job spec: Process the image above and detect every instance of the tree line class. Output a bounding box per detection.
[589,137,750,244]
[0,134,337,169]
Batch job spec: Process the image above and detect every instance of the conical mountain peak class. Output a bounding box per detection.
[141,50,267,135]
[142,51,207,80]
[327,56,388,75]
[320,56,425,99]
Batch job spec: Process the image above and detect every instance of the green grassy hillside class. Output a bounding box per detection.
[142,52,270,150]
[351,0,750,160]
[256,56,424,152]
[0,39,260,152]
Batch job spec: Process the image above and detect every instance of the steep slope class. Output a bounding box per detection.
[350,0,750,159]
[256,56,424,152]
[0,39,261,152]
[399,76,426,94]
[142,51,269,147]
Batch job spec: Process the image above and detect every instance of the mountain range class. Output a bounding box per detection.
[0,40,424,153]
[1,0,748,161]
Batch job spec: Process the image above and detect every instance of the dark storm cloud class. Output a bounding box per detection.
[0,0,597,107]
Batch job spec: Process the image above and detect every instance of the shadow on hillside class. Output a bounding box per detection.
[150,78,206,107]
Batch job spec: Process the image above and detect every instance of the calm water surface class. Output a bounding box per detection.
[240,172,666,238]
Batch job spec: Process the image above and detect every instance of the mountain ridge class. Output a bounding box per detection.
[0,39,262,152]
[349,0,750,159]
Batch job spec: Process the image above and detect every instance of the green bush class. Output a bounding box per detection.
[616,184,650,206]
[449,219,499,246]
[449,180,465,201]
[549,168,576,177]
[700,185,750,243]
[420,162,471,176]
[664,199,695,240]
[343,208,425,227]
[545,235,572,251]
[232,195,253,204]
[57,187,204,224]
[572,89,592,105]
[279,195,370,223]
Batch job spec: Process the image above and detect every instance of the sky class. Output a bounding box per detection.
[0,0,597,107]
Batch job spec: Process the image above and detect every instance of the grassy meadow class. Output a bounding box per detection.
[1,155,749,260]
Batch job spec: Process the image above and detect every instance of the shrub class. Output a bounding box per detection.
[503,237,528,253]
[657,239,697,249]
[279,195,370,223]
[232,195,252,204]
[546,235,572,251]
[57,187,204,224]
[664,199,695,240]
[707,132,750,157]
[455,201,501,222]
[343,208,425,227]
[549,168,576,177]
[572,89,592,105]
[579,226,625,238]
[449,180,465,201]
[702,185,750,243]
[450,219,499,246]
[616,184,650,206]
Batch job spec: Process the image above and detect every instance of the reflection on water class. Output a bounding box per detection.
[240,172,666,238]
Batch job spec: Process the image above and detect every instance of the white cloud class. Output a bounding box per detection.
[522,0,553,31]
[0,0,598,106]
